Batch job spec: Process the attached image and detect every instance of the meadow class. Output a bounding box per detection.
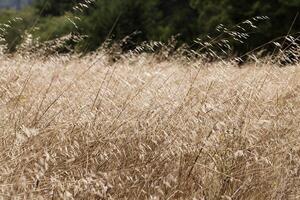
[0,47,300,199]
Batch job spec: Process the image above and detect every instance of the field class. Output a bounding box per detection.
[0,51,300,199]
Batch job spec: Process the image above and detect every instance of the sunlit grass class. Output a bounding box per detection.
[0,50,299,199]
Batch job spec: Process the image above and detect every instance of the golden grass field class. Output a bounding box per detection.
[0,52,300,199]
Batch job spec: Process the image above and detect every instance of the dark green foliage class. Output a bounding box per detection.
[0,7,35,52]
[76,0,200,51]
[57,0,300,53]
[33,0,81,16]
[191,0,299,52]
[32,14,76,41]
[77,0,157,51]
[0,0,299,54]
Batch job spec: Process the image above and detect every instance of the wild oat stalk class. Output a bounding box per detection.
[0,44,299,199]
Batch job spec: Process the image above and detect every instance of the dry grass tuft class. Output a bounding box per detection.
[0,51,300,199]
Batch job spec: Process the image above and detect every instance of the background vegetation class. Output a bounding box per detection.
[0,0,299,53]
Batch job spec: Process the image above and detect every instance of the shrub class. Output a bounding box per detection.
[0,7,36,52]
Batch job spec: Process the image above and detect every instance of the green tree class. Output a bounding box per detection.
[33,0,81,16]
[77,0,160,51]
[30,0,300,53]
[191,0,300,52]
[78,0,198,51]
[149,0,198,42]
[0,7,36,52]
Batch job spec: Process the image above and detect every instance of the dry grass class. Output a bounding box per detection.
[0,51,300,199]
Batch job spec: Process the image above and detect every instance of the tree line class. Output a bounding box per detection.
[0,0,299,53]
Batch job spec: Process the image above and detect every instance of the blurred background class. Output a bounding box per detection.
[0,0,299,54]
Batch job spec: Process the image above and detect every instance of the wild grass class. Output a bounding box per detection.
[0,48,300,199]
